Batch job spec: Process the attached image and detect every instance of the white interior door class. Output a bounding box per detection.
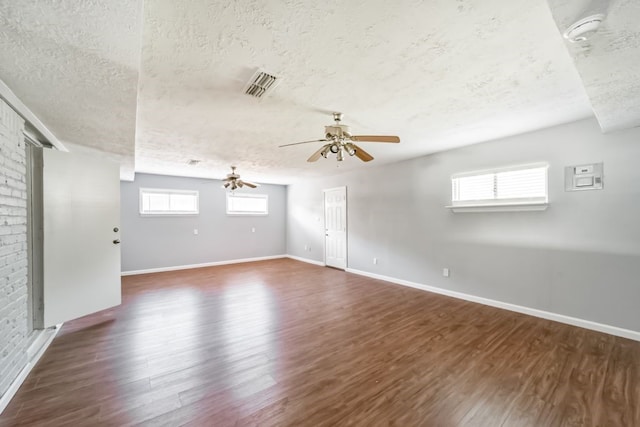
[42,149,121,327]
[324,187,347,269]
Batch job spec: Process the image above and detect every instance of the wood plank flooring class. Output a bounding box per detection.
[1,258,639,426]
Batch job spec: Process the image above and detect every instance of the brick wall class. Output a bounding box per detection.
[0,99,31,398]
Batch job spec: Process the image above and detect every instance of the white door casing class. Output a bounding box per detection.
[42,149,121,327]
[324,186,347,269]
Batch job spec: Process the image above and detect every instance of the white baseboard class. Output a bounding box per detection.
[121,255,287,276]
[346,268,640,342]
[0,324,61,415]
[286,254,326,267]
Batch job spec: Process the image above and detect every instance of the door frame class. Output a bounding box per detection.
[25,138,45,330]
[323,186,348,269]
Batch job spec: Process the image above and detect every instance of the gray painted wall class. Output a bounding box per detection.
[287,118,640,332]
[121,173,286,272]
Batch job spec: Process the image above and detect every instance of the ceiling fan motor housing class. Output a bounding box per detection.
[325,124,351,139]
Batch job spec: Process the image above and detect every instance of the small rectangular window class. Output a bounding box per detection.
[226,193,268,215]
[140,188,199,215]
[450,164,548,211]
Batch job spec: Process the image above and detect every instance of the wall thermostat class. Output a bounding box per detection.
[565,162,603,191]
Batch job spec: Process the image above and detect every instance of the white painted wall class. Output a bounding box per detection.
[120,173,287,273]
[287,118,640,333]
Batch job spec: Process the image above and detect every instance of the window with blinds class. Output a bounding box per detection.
[451,164,548,208]
[226,193,268,215]
[139,188,199,215]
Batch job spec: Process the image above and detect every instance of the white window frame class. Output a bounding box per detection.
[226,193,269,216]
[139,188,199,216]
[447,163,549,213]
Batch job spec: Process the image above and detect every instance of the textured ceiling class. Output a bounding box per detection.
[0,0,141,180]
[135,0,593,184]
[2,0,636,184]
[547,0,640,132]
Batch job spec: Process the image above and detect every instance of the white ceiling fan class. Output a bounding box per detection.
[279,112,400,162]
[222,166,259,190]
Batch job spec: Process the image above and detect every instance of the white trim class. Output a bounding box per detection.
[446,202,549,213]
[0,79,67,152]
[286,254,326,267]
[121,255,287,276]
[322,186,347,193]
[451,162,549,179]
[0,325,62,415]
[226,193,269,216]
[345,268,640,342]
[139,188,199,216]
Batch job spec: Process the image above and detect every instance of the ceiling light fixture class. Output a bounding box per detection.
[320,145,332,158]
[344,143,357,156]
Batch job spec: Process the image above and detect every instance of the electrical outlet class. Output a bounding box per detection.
[373,257,378,265]
[443,268,450,277]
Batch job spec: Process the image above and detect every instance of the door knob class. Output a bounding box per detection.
[113,239,121,244]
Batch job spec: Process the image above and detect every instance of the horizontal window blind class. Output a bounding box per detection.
[452,164,548,206]
[496,168,546,200]
[140,188,199,215]
[226,193,268,215]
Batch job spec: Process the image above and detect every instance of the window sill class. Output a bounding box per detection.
[445,202,549,213]
[139,213,199,217]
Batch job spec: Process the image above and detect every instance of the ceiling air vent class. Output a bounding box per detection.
[244,69,280,99]
[187,159,201,166]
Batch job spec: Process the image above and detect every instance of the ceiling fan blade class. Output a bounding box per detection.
[223,182,230,188]
[279,139,328,148]
[352,144,374,162]
[351,135,400,143]
[243,181,259,188]
[307,144,329,162]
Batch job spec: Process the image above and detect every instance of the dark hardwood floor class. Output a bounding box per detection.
[1,258,639,426]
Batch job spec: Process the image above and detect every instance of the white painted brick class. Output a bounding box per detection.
[1,169,24,183]
[0,99,30,400]
[0,206,26,217]
[1,216,25,226]
[0,234,26,246]
[0,243,25,258]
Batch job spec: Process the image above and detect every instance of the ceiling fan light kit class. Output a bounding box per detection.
[221,166,259,191]
[279,112,400,163]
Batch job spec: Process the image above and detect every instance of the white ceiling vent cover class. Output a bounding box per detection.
[244,69,280,99]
